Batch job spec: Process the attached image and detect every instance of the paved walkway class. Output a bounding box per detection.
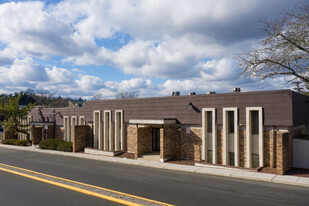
[138,151,160,162]
[1,144,309,188]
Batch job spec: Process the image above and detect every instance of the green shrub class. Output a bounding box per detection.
[16,139,31,146]
[2,139,30,146]
[57,141,73,152]
[39,139,72,152]
[39,139,62,150]
[2,139,18,145]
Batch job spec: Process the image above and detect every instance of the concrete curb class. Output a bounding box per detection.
[0,144,308,188]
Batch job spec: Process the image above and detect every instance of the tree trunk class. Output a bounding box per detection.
[25,133,32,145]
[16,129,32,144]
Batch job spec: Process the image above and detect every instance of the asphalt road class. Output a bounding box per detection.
[0,170,121,206]
[0,147,309,206]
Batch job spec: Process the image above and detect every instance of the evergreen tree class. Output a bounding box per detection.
[0,92,35,143]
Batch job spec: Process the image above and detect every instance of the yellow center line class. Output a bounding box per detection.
[0,162,174,206]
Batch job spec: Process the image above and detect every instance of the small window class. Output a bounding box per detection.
[207,111,212,133]
[251,111,259,134]
[228,111,234,133]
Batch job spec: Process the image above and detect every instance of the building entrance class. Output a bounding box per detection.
[152,128,160,151]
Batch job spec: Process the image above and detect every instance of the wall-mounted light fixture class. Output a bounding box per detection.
[186,102,201,113]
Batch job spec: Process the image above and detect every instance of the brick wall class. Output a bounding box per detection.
[73,125,92,152]
[46,126,55,139]
[275,128,305,174]
[176,128,202,161]
[138,127,152,156]
[123,124,128,151]
[55,126,64,140]
[239,129,245,167]
[276,128,305,175]
[217,128,223,164]
[161,127,178,161]
[126,125,138,158]
[269,129,276,168]
[120,123,305,173]
[264,131,271,167]
[276,132,291,175]
[191,128,202,161]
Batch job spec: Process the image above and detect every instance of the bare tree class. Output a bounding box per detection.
[36,89,55,107]
[92,93,104,100]
[115,92,139,99]
[238,3,309,86]
[25,88,35,97]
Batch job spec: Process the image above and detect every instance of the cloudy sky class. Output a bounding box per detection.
[0,0,305,99]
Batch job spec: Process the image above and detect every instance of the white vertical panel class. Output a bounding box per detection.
[246,107,263,168]
[202,108,216,163]
[63,116,69,141]
[104,110,111,151]
[115,110,123,151]
[93,111,101,149]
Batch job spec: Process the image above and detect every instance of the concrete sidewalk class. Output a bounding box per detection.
[1,144,308,188]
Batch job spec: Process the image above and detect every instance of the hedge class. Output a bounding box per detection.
[2,139,31,146]
[39,139,72,152]
[57,141,73,152]
[16,139,31,146]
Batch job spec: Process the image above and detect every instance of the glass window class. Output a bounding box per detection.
[228,111,234,133]
[207,111,212,133]
[229,152,235,166]
[252,154,259,168]
[251,111,259,134]
[207,150,212,163]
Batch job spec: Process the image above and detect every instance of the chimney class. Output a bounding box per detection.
[189,92,196,95]
[207,91,216,94]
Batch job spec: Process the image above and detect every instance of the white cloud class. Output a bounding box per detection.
[0,66,10,85]
[0,58,291,99]
[46,66,74,83]
[64,47,114,65]
[113,34,228,79]
[158,58,290,96]
[0,48,14,66]
[199,59,238,81]
[93,88,117,99]
[92,78,154,99]
[0,1,96,58]
[0,0,303,98]
[8,58,48,82]
[118,78,150,91]
[75,75,104,91]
